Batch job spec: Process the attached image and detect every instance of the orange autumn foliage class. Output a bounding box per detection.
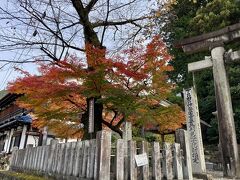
[8,35,185,138]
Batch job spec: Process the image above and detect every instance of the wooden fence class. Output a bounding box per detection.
[10,129,193,180]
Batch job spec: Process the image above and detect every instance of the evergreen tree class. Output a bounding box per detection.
[164,0,240,142]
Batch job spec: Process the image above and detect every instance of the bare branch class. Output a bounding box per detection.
[92,16,147,28]
[86,0,98,12]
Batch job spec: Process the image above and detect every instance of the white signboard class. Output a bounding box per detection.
[135,153,148,167]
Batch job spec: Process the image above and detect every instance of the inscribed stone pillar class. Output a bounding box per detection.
[122,122,132,141]
[183,88,206,174]
[211,46,240,177]
[175,129,193,180]
[42,126,48,146]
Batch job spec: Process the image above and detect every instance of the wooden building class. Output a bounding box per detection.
[0,91,42,153]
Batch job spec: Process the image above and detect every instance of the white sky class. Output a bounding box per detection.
[0,0,161,90]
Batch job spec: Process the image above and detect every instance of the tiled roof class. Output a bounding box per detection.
[0,90,7,100]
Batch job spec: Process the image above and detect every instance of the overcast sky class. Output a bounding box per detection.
[0,0,160,91]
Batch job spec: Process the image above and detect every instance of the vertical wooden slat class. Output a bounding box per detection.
[116,139,125,180]
[23,144,32,169]
[124,140,129,180]
[43,145,50,172]
[96,130,112,180]
[87,139,96,178]
[72,141,82,177]
[27,146,32,170]
[94,139,99,179]
[30,147,36,170]
[79,141,86,177]
[81,140,90,177]
[36,146,43,171]
[34,147,39,171]
[47,139,58,174]
[57,143,65,174]
[39,145,47,172]
[10,146,18,169]
[162,143,173,180]
[52,143,60,174]
[15,149,20,169]
[152,142,161,180]
[67,142,76,176]
[140,141,149,180]
[13,149,19,169]
[63,142,71,176]
[128,140,137,180]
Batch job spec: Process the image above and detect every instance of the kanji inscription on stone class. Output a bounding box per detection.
[183,87,206,174]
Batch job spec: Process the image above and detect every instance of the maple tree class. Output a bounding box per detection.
[0,0,179,138]
[8,35,185,138]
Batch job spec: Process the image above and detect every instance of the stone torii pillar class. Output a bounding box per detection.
[176,22,240,178]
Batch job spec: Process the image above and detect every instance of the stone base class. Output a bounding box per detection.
[193,173,214,180]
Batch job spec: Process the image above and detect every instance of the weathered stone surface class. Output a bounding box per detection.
[211,46,240,178]
[139,141,149,180]
[151,142,161,180]
[183,87,206,174]
[173,143,183,179]
[116,139,125,180]
[122,122,132,141]
[128,140,137,180]
[176,129,193,180]
[96,130,111,180]
[162,143,173,180]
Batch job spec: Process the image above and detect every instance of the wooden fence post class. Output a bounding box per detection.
[162,142,173,180]
[96,130,111,180]
[152,142,161,180]
[173,143,183,179]
[140,141,149,180]
[176,129,193,180]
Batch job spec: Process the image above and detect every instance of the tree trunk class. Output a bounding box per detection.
[71,2,106,139]
[82,97,103,140]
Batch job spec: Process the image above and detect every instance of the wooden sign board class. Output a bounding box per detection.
[135,153,148,167]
